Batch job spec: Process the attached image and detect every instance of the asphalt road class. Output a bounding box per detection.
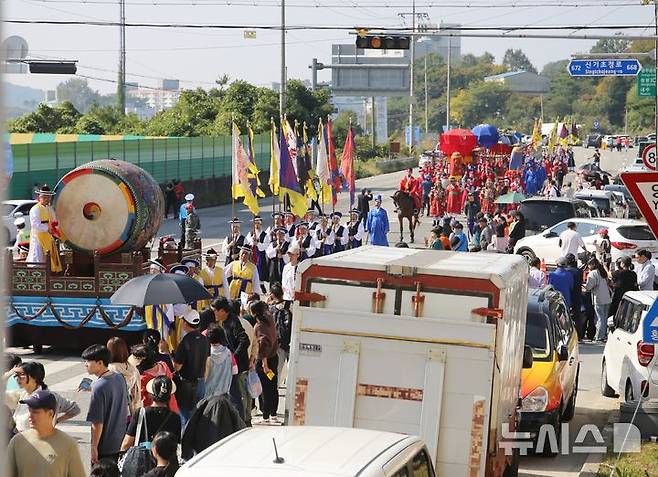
[5,145,639,474]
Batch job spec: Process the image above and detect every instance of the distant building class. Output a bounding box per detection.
[126,79,180,118]
[484,70,550,96]
[414,22,462,62]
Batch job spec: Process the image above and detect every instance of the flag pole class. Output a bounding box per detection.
[231,115,236,221]
[271,116,276,217]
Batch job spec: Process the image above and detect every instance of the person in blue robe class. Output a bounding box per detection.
[365,195,390,247]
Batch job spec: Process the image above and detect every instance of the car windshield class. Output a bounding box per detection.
[1,204,16,217]
[591,198,611,213]
[525,311,552,360]
[616,225,656,241]
[520,202,575,231]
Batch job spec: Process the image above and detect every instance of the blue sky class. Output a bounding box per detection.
[3,0,654,94]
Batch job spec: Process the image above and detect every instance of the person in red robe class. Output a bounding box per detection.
[399,168,422,211]
[446,180,462,215]
[449,152,463,179]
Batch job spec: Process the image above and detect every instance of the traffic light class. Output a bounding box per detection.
[28,61,77,74]
[356,34,411,50]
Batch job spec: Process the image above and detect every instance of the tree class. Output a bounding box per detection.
[502,49,537,73]
[56,78,101,113]
[590,38,630,54]
[450,82,511,127]
[8,101,81,133]
[332,111,363,148]
[541,60,569,80]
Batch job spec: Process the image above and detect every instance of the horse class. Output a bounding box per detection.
[392,190,418,243]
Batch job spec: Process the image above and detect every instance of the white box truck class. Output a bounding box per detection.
[285,246,530,477]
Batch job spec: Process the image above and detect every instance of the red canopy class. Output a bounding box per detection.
[488,143,513,155]
[440,129,478,157]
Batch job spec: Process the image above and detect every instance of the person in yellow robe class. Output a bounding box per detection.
[198,249,226,309]
[26,185,62,273]
[223,246,261,300]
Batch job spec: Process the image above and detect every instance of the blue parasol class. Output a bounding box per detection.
[472,124,500,148]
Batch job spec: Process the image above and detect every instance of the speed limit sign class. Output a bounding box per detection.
[642,143,657,170]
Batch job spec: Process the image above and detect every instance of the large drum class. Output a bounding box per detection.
[53,160,164,255]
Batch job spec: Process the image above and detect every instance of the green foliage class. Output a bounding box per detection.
[502,49,537,73]
[451,81,511,127]
[8,101,81,133]
[332,111,363,148]
[590,38,630,54]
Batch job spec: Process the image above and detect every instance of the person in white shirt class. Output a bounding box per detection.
[528,257,547,288]
[635,249,656,291]
[282,244,300,302]
[559,222,587,257]
[291,222,317,261]
[544,180,559,199]
[561,182,574,199]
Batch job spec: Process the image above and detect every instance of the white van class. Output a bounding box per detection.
[176,426,435,477]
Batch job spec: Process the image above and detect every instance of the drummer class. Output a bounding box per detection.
[222,218,246,266]
[27,185,62,273]
[199,248,226,309]
[223,245,261,300]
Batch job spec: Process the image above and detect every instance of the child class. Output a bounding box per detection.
[144,431,179,477]
[425,229,443,250]
[204,325,238,398]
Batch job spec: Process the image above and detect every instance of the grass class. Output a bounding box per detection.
[598,442,658,476]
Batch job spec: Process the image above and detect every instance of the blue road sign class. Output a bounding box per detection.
[568,59,642,77]
[643,298,658,343]
[593,121,600,130]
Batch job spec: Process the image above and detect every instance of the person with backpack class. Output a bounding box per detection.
[143,431,180,477]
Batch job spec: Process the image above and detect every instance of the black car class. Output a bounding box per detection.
[585,134,602,148]
[519,198,593,234]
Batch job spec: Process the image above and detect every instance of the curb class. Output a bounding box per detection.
[578,409,619,477]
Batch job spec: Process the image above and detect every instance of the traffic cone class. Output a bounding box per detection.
[540,258,548,284]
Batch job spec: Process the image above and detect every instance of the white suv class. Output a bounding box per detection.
[514,218,658,267]
[601,291,658,401]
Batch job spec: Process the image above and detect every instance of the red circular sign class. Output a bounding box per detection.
[643,143,657,170]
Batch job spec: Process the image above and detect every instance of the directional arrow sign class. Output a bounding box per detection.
[642,298,658,343]
[568,58,642,77]
[620,172,658,239]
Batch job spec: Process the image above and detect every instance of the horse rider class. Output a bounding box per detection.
[399,168,422,213]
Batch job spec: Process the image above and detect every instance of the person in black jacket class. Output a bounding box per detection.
[565,253,584,335]
[209,297,250,424]
[506,211,525,253]
[357,189,373,225]
[610,256,638,318]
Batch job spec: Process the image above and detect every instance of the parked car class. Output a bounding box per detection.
[176,426,436,477]
[603,184,640,219]
[601,291,658,402]
[574,190,625,218]
[519,197,593,235]
[521,286,579,456]
[635,136,648,147]
[2,200,37,244]
[514,217,658,266]
[585,134,603,148]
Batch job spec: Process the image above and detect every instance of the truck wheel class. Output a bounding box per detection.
[561,370,578,422]
[502,448,519,477]
[601,360,616,397]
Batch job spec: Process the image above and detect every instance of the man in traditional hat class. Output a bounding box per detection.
[304,209,319,232]
[266,211,285,238]
[284,212,297,243]
[27,185,62,273]
[399,168,421,212]
[222,218,246,266]
[245,215,270,291]
[266,227,289,284]
[223,246,261,300]
[179,193,195,249]
[184,203,201,249]
[181,257,202,284]
[347,209,365,249]
[291,222,317,261]
[199,248,226,305]
[314,214,331,256]
[330,212,348,253]
[365,194,390,247]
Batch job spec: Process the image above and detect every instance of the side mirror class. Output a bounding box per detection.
[523,346,534,369]
[558,345,569,362]
[545,231,557,238]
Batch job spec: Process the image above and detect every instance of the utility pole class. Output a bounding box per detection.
[409,0,415,153]
[424,55,428,134]
[446,35,451,131]
[117,0,126,114]
[280,0,286,119]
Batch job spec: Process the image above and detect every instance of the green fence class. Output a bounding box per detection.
[9,135,271,199]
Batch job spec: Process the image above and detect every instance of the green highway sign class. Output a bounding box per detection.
[638,68,656,97]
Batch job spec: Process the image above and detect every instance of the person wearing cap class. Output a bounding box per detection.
[199,249,227,307]
[593,228,611,269]
[266,211,285,241]
[222,218,246,266]
[184,202,201,249]
[224,245,261,300]
[365,194,390,247]
[179,193,195,250]
[347,209,365,249]
[173,308,210,425]
[357,188,373,225]
[120,376,181,451]
[635,249,655,291]
[548,256,575,309]
[245,215,270,289]
[27,185,62,273]
[314,214,330,256]
[291,222,318,260]
[266,227,289,284]
[284,212,297,242]
[304,208,319,231]
[14,216,30,251]
[330,212,349,253]
[282,243,300,302]
[6,389,86,477]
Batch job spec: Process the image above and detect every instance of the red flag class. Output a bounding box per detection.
[327,119,341,205]
[340,126,356,207]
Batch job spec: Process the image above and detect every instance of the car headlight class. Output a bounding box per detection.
[522,386,548,412]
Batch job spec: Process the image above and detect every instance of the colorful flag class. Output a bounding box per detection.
[327,118,343,205]
[302,122,318,202]
[569,117,578,145]
[279,126,307,218]
[531,119,542,150]
[282,118,298,174]
[245,122,265,199]
[232,122,259,215]
[316,119,332,205]
[547,118,559,152]
[269,118,280,196]
[339,125,356,207]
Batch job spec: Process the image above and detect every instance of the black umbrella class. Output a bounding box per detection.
[110,273,211,307]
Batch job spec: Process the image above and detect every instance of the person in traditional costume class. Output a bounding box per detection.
[199,249,226,310]
[144,259,177,351]
[222,218,246,266]
[223,246,261,300]
[266,227,289,284]
[304,209,319,233]
[399,168,422,212]
[446,179,462,215]
[179,193,195,249]
[245,215,270,289]
[449,152,463,179]
[347,209,365,249]
[27,185,62,273]
[284,212,297,243]
[330,212,348,253]
[314,215,331,256]
[267,212,285,241]
[481,181,496,216]
[291,222,318,261]
[167,263,195,346]
[365,195,389,247]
